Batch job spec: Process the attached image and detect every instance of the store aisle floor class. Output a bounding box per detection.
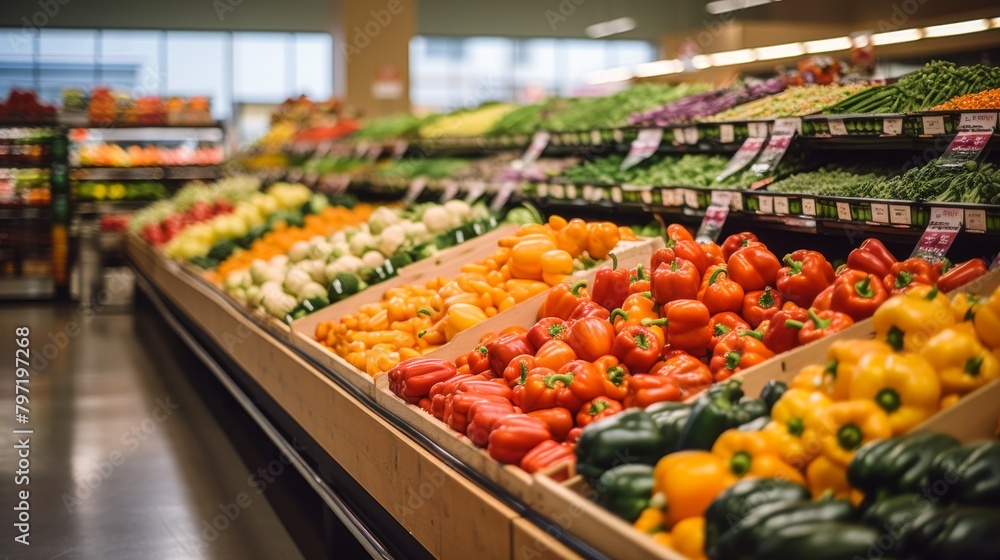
[0,300,305,560]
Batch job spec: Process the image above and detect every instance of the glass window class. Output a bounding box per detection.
[513,39,558,102]
[38,29,98,103]
[612,41,658,68]
[425,37,463,61]
[461,37,513,105]
[561,39,610,96]
[294,33,333,99]
[0,27,36,94]
[234,32,289,104]
[166,31,228,119]
[100,30,162,95]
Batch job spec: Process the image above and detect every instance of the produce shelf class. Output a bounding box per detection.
[71,165,222,181]
[75,201,153,215]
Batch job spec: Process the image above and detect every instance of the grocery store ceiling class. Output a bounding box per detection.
[0,0,995,39]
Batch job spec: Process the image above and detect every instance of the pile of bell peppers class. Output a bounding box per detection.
[600,281,1000,559]
[317,216,633,377]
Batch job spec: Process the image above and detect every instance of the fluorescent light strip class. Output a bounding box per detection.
[803,36,853,54]
[586,67,635,85]
[922,18,989,38]
[691,55,713,69]
[585,17,637,39]
[706,0,780,16]
[871,28,923,45]
[634,59,684,78]
[711,48,758,66]
[756,42,805,60]
[993,17,1000,28]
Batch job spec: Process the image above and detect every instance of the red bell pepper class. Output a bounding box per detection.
[560,360,608,405]
[846,238,897,279]
[592,355,632,401]
[576,396,624,428]
[709,329,775,381]
[388,358,458,404]
[667,223,694,243]
[670,239,709,275]
[466,398,516,447]
[884,257,940,295]
[488,330,535,376]
[567,300,612,322]
[502,355,536,388]
[660,299,712,358]
[650,247,676,272]
[591,253,632,312]
[651,257,701,304]
[488,415,551,464]
[697,265,745,315]
[728,243,782,292]
[741,286,783,328]
[445,392,511,434]
[611,324,663,373]
[519,439,576,479]
[526,317,568,349]
[512,366,553,408]
[776,250,836,307]
[565,315,616,362]
[829,270,888,321]
[454,378,513,399]
[793,308,854,345]
[418,398,433,414]
[527,407,574,441]
[623,374,683,408]
[721,232,760,261]
[709,311,751,351]
[430,374,474,419]
[520,371,583,413]
[536,280,590,321]
[533,339,577,371]
[650,349,714,394]
[701,241,726,268]
[456,345,492,376]
[565,427,583,444]
[938,258,988,293]
[628,263,651,295]
[761,305,809,354]
[811,284,835,311]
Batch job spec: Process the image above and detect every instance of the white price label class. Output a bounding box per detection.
[403,177,428,205]
[536,183,549,197]
[591,130,602,145]
[836,202,852,221]
[883,118,903,136]
[613,129,624,143]
[773,196,789,215]
[965,209,987,232]
[621,128,664,170]
[802,198,816,216]
[912,207,964,263]
[672,128,686,145]
[684,127,699,145]
[922,116,946,135]
[773,118,802,135]
[565,184,579,199]
[959,112,997,132]
[520,131,550,164]
[889,205,912,225]
[759,196,774,214]
[696,203,730,243]
[711,191,732,207]
[463,181,487,203]
[871,203,889,223]
[749,122,769,138]
[730,192,744,211]
[828,119,848,136]
[440,180,461,202]
[490,181,518,212]
[683,189,700,208]
[720,124,735,144]
[640,189,653,205]
[392,140,409,159]
[550,184,565,199]
[354,141,371,158]
[611,187,623,203]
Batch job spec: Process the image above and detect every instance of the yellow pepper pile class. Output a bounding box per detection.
[315,216,633,377]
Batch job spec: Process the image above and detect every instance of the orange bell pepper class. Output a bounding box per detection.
[509,237,558,280]
[586,221,621,260]
[698,266,745,315]
[536,280,589,320]
[555,217,589,256]
[653,451,737,528]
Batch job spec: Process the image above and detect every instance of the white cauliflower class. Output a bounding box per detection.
[362,250,386,269]
[349,232,375,256]
[377,224,407,256]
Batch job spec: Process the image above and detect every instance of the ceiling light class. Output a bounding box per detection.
[691,54,713,69]
[803,36,853,53]
[706,0,779,15]
[755,42,804,60]
[586,67,634,85]
[922,18,990,38]
[585,17,636,39]
[634,59,684,78]
[710,48,758,66]
[870,28,923,45]
[992,17,1000,28]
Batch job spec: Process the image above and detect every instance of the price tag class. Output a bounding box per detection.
[716,137,767,181]
[802,198,816,216]
[912,207,964,263]
[683,189,700,208]
[490,181,518,212]
[366,144,384,160]
[720,124,735,144]
[936,131,992,169]
[672,128,686,146]
[749,122,769,138]
[773,196,789,214]
[959,112,997,131]
[591,130,602,145]
[640,189,654,205]
[536,183,549,197]
[871,203,889,223]
[963,209,986,232]
[836,202,852,221]
[463,181,487,203]
[730,192,744,211]
[620,128,664,170]
[613,129,624,143]
[550,184,565,199]
[403,177,428,205]
[392,140,409,159]
[773,118,802,135]
[751,133,794,175]
[439,180,460,202]
[922,116,946,135]
[889,205,912,225]
[883,117,903,136]
[565,184,579,199]
[659,189,675,206]
[696,201,730,243]
[354,141,371,158]
[828,119,848,136]
[520,131,550,165]
[611,186,623,203]
[759,196,774,214]
[684,127,699,145]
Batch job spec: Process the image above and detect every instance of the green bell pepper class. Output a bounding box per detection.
[676,379,766,451]
[759,380,787,412]
[328,272,364,302]
[847,432,960,507]
[645,401,691,453]
[704,477,812,557]
[575,409,667,484]
[749,522,883,560]
[901,507,1000,560]
[858,494,936,555]
[928,440,1000,507]
[593,464,655,523]
[713,498,856,560]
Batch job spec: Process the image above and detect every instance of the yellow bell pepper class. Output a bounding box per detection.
[443,303,488,340]
[633,507,666,535]
[824,339,895,400]
[872,285,955,352]
[848,352,941,434]
[547,214,568,231]
[973,289,1000,349]
[711,429,805,484]
[585,221,621,260]
[670,516,707,560]
[515,223,553,238]
[651,532,674,550]
[788,364,832,395]
[939,393,961,409]
[807,400,893,467]
[508,237,558,280]
[763,388,832,468]
[951,292,982,323]
[653,451,737,528]
[540,249,575,286]
[805,454,852,500]
[555,217,589,256]
[920,327,1000,396]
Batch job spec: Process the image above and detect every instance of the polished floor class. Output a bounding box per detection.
[0,299,305,560]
